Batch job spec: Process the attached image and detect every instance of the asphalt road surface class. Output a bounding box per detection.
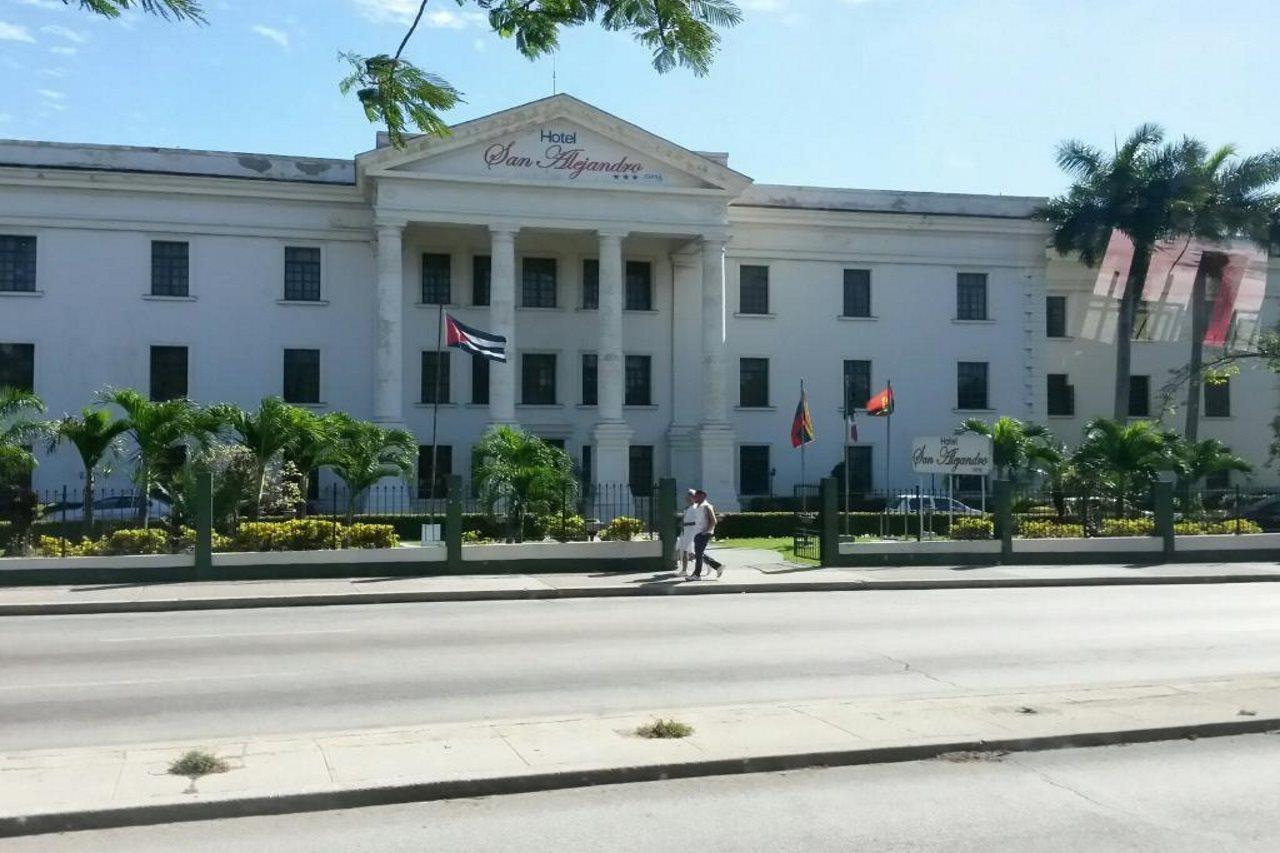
[4,584,1280,751]
[8,734,1279,851]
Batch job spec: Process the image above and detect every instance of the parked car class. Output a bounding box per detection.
[44,494,171,522]
[886,495,985,516]
[1238,494,1280,530]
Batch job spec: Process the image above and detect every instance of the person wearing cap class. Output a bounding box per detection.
[677,489,699,576]
[689,488,724,579]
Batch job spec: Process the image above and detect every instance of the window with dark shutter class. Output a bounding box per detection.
[417,445,452,499]
[1128,375,1150,418]
[739,265,769,315]
[956,273,988,320]
[581,259,599,309]
[421,253,451,305]
[581,353,598,406]
[284,247,321,301]
[739,446,770,495]
[842,269,871,318]
[739,358,769,408]
[0,343,35,392]
[628,445,653,497]
[0,236,36,293]
[957,362,989,410]
[522,258,557,308]
[1046,295,1067,338]
[521,353,557,405]
[420,351,450,404]
[472,255,491,307]
[283,349,320,404]
[625,261,652,311]
[843,360,871,412]
[150,241,189,297]
[1047,373,1074,416]
[625,355,651,406]
[471,355,489,405]
[845,446,873,494]
[1204,378,1231,417]
[149,346,188,401]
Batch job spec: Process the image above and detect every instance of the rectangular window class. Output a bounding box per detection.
[1205,469,1232,491]
[739,445,770,496]
[846,446,873,494]
[957,362,989,411]
[1047,373,1074,416]
[471,355,489,405]
[739,265,770,315]
[421,253,451,305]
[628,445,654,497]
[0,236,36,293]
[843,360,871,412]
[581,445,593,487]
[416,445,452,499]
[625,355,651,406]
[149,345,188,401]
[1133,301,1153,340]
[842,269,871,318]
[522,257,557,308]
[283,246,321,301]
[283,348,320,404]
[581,258,599,309]
[150,240,189,297]
[472,255,491,307]
[625,261,652,311]
[1128,375,1150,418]
[581,353,598,406]
[0,343,35,392]
[1046,295,1067,338]
[420,351,450,404]
[521,353,557,405]
[1204,378,1231,418]
[956,272,988,320]
[739,357,770,408]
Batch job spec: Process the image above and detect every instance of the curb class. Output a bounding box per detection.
[3,716,1277,838]
[4,572,1280,616]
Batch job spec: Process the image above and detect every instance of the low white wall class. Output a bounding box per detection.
[1176,532,1280,552]
[1014,536,1161,555]
[463,540,661,562]
[838,540,1000,557]
[0,553,190,572]
[213,546,446,567]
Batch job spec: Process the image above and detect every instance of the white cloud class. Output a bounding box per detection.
[40,24,87,43]
[251,24,289,48]
[37,88,65,100]
[351,0,487,29]
[49,45,76,55]
[14,0,65,9]
[0,21,36,42]
[39,66,68,77]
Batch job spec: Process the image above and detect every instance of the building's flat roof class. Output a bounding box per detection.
[0,139,1045,219]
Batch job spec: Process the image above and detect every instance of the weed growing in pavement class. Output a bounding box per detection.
[636,719,694,739]
[168,749,231,779]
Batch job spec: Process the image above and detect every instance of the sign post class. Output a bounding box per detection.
[910,435,994,532]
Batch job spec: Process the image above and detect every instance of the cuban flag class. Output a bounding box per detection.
[445,314,507,363]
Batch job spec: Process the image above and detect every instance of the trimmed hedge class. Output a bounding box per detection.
[714,512,958,539]
[951,518,994,540]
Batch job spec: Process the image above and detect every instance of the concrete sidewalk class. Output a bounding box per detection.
[3,674,1278,837]
[2,549,1280,615]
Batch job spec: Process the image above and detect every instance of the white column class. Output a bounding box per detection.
[373,222,405,425]
[592,229,633,489]
[667,250,702,495]
[488,224,518,425]
[697,235,738,510]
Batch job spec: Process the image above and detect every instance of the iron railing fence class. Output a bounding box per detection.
[1176,486,1280,533]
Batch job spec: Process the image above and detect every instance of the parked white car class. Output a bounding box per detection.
[45,494,171,522]
[887,495,985,516]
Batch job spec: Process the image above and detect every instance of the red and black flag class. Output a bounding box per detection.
[866,384,894,417]
[791,384,815,448]
[445,314,507,362]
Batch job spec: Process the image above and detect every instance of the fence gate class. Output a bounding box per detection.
[793,483,820,562]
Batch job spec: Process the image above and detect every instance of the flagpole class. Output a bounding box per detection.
[885,379,892,502]
[799,379,807,513]
[428,303,445,525]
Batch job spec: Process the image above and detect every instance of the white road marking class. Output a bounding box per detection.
[0,671,293,692]
[99,628,356,643]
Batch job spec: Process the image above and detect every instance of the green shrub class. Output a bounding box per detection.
[235,519,341,552]
[345,523,399,549]
[1017,520,1085,539]
[635,718,694,739]
[96,528,171,556]
[462,529,494,544]
[1098,518,1154,537]
[540,513,587,542]
[168,749,230,779]
[600,516,646,541]
[1175,519,1263,536]
[951,518,994,540]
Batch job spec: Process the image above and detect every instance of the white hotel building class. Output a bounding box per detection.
[1,95,1276,509]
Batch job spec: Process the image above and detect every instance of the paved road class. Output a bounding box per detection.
[4,584,1280,751]
[9,735,1279,851]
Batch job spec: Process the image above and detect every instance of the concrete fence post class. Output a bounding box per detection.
[820,477,839,567]
[993,479,1013,564]
[657,478,677,571]
[194,470,213,580]
[1153,477,1175,561]
[445,474,463,573]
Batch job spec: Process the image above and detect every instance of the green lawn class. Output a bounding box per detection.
[715,536,818,564]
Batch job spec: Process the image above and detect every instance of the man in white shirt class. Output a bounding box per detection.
[689,488,724,579]
[678,489,699,576]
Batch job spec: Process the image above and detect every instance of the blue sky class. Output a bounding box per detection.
[1,0,1278,196]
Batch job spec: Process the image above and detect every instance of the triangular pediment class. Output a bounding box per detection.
[358,94,751,194]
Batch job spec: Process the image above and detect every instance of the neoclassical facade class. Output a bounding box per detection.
[1,95,1276,508]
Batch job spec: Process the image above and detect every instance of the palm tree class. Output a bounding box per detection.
[321,413,415,523]
[282,410,335,517]
[211,397,315,519]
[105,388,209,528]
[1171,437,1252,497]
[1072,417,1176,517]
[957,416,1049,481]
[1025,436,1075,521]
[1041,125,1210,420]
[1176,147,1280,441]
[47,407,129,535]
[471,425,576,542]
[0,387,46,484]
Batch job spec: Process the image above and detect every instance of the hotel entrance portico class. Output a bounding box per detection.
[356,95,753,508]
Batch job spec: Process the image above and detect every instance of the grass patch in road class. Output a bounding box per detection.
[636,719,694,739]
[715,536,818,564]
[168,749,231,779]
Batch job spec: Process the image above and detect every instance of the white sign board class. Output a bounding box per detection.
[911,435,993,476]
